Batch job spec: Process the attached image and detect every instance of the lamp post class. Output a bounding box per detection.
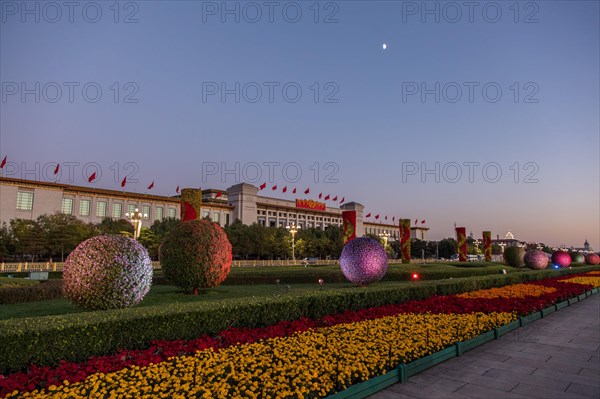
[125,208,147,240]
[286,223,299,261]
[379,232,390,249]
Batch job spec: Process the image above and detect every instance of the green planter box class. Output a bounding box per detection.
[406,346,456,377]
[328,368,401,399]
[556,300,569,310]
[541,306,556,317]
[592,288,598,294]
[460,330,496,353]
[568,297,579,305]
[496,320,520,336]
[578,294,587,301]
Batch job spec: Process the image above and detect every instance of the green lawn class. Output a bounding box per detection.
[0,281,379,320]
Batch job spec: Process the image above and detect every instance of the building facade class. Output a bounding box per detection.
[1,178,409,239]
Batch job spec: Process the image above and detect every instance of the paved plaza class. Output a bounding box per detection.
[370,294,600,399]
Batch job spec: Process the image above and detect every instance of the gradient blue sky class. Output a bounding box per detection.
[1,1,598,248]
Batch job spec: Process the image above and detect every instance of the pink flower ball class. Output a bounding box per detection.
[585,253,600,265]
[551,251,571,268]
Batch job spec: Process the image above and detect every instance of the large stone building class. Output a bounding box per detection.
[0,177,406,240]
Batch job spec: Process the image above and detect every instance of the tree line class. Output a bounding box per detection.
[0,212,513,262]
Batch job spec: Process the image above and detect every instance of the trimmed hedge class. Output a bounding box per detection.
[0,280,63,305]
[1,265,597,373]
[0,278,39,288]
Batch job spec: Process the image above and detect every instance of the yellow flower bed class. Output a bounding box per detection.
[561,276,600,287]
[457,284,556,299]
[13,312,515,399]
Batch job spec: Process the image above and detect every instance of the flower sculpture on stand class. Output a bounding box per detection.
[63,235,153,310]
[524,249,549,270]
[570,253,584,264]
[551,251,572,268]
[339,237,388,286]
[503,246,525,268]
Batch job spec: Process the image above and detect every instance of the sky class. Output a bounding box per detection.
[1,0,598,249]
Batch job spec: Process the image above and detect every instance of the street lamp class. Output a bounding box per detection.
[286,223,299,261]
[379,232,391,248]
[125,208,147,240]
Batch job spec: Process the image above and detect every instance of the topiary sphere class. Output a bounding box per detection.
[570,253,584,263]
[63,235,152,310]
[551,251,571,268]
[524,250,549,270]
[585,253,600,265]
[503,246,525,268]
[159,219,232,294]
[339,237,388,286]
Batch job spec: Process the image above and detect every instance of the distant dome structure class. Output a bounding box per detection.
[505,231,515,240]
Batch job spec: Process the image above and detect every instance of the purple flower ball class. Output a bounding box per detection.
[524,250,549,270]
[339,237,388,286]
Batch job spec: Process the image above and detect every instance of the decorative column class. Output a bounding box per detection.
[180,188,202,222]
[399,219,411,264]
[483,231,492,261]
[342,210,357,244]
[456,227,467,262]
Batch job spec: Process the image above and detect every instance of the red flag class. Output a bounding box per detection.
[385,216,388,220]
[340,197,345,204]
[176,185,180,194]
[324,194,330,200]
[319,193,322,199]
[0,156,6,169]
[415,218,418,225]
[304,188,310,194]
[147,181,154,190]
[272,184,277,191]
[259,182,266,190]
[282,186,287,193]
[88,172,97,182]
[375,214,380,220]
[293,187,297,194]
[121,177,127,187]
[366,213,371,218]
[421,220,426,224]
[53,163,60,175]
[392,216,396,222]
[215,191,222,198]
[332,196,338,201]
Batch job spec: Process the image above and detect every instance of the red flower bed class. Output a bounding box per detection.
[0,273,595,397]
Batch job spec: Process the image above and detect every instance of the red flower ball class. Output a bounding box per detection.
[585,253,600,265]
[524,250,549,270]
[551,251,571,268]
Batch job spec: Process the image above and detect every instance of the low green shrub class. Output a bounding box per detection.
[0,277,40,288]
[1,265,597,373]
[0,280,63,305]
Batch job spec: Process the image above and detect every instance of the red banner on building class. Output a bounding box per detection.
[483,231,492,261]
[342,211,357,244]
[399,219,411,264]
[456,227,467,262]
[296,199,326,211]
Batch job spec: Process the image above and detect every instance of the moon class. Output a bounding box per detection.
[382,43,387,50]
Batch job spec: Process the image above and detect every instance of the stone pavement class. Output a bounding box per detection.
[369,294,600,399]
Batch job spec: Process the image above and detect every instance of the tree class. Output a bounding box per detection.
[138,228,160,259]
[38,213,94,261]
[96,218,134,236]
[10,218,45,261]
[437,238,457,259]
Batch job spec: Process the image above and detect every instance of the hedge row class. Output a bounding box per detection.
[0,277,39,288]
[0,280,63,305]
[1,265,598,373]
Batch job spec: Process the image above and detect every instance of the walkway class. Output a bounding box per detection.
[370,294,600,398]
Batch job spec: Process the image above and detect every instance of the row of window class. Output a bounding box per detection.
[201,210,231,226]
[16,191,177,219]
[258,209,341,223]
